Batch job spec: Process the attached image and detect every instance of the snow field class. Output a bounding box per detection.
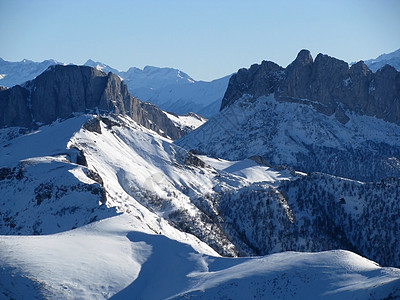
[1,215,399,299]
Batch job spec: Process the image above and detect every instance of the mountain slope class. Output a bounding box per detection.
[1,107,400,298]
[1,217,399,299]
[2,110,400,267]
[127,73,230,118]
[178,94,400,182]
[178,50,400,182]
[1,50,400,298]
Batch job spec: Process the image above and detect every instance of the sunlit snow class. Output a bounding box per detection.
[1,215,399,299]
[1,113,400,299]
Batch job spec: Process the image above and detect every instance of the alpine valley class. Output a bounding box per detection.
[0,50,400,299]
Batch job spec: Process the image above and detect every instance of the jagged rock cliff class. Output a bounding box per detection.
[0,65,184,139]
[178,50,400,182]
[221,49,400,125]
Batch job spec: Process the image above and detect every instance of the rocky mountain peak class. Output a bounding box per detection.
[291,49,313,66]
[0,65,185,139]
[349,60,372,76]
[220,49,400,125]
[220,60,283,110]
[312,53,349,79]
[377,63,399,77]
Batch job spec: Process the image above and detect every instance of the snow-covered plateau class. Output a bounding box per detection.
[1,112,400,299]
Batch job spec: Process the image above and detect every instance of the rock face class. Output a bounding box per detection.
[220,61,284,110]
[0,65,184,139]
[177,50,400,182]
[221,49,400,125]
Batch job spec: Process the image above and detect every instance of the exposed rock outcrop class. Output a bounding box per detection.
[221,50,400,125]
[0,65,185,139]
[221,61,284,109]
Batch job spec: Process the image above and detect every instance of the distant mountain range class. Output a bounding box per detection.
[0,64,188,140]
[0,57,61,88]
[363,48,400,72]
[2,47,398,119]
[0,58,229,118]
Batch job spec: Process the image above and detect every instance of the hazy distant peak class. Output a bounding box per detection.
[373,48,400,61]
[363,48,400,72]
[83,59,120,73]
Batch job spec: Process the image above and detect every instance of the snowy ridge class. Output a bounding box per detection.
[363,48,400,72]
[0,58,62,87]
[1,110,400,297]
[0,115,223,247]
[163,111,207,132]
[68,115,241,256]
[198,155,295,184]
[1,215,399,299]
[177,93,400,181]
[128,75,230,117]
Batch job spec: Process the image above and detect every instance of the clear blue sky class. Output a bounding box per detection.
[1,0,399,81]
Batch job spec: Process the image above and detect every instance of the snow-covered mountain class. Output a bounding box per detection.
[178,93,400,182]
[84,59,121,74]
[82,60,230,118]
[0,57,228,117]
[1,53,400,298]
[178,50,400,182]
[2,216,399,299]
[1,112,400,298]
[123,71,229,118]
[0,57,62,87]
[364,48,400,72]
[0,64,189,139]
